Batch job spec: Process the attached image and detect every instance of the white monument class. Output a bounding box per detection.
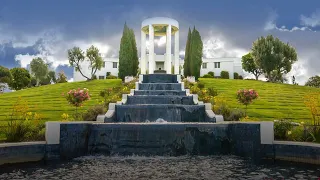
[140,17,179,74]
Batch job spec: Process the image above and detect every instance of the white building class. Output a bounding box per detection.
[73,17,243,81]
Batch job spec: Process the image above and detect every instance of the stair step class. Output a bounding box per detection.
[126,95,194,105]
[134,90,186,96]
[139,83,182,90]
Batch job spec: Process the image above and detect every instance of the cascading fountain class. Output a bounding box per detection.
[99,74,223,123]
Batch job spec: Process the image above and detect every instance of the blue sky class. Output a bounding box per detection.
[0,0,319,84]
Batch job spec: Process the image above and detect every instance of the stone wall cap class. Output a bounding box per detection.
[0,141,46,147]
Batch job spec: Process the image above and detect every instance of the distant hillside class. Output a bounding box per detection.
[200,78,320,122]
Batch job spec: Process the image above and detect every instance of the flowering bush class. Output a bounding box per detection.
[64,88,90,107]
[63,88,90,120]
[236,89,259,116]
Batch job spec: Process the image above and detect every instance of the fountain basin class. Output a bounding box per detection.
[142,74,178,83]
[139,83,182,90]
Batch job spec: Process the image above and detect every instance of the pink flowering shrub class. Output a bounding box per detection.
[236,89,259,116]
[62,88,90,120]
[64,88,90,107]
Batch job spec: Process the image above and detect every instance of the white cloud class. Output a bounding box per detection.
[264,12,316,32]
[68,78,74,82]
[13,29,118,70]
[300,10,320,27]
[202,31,247,58]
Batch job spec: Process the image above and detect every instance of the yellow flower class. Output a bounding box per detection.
[300,121,305,125]
[27,112,33,116]
[287,131,292,135]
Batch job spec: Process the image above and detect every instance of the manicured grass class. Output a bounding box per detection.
[0,79,122,129]
[199,78,320,122]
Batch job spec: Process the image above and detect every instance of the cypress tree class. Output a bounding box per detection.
[118,23,133,80]
[190,26,203,80]
[183,28,192,77]
[129,29,139,76]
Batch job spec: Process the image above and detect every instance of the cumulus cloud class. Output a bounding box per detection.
[300,10,320,27]
[264,12,316,32]
[13,28,119,69]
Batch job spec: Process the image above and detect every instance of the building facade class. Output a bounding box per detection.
[73,17,244,82]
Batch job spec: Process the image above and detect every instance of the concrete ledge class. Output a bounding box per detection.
[139,74,143,83]
[262,141,320,165]
[46,122,60,144]
[177,75,181,83]
[0,141,46,166]
[135,82,139,90]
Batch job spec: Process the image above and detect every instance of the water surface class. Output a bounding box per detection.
[0,155,319,180]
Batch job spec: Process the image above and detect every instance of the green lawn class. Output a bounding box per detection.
[199,78,320,122]
[0,79,122,129]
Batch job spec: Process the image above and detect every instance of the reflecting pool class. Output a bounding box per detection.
[0,155,319,180]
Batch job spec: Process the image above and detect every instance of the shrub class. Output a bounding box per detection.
[91,75,97,80]
[197,82,205,89]
[4,97,45,142]
[207,87,218,97]
[274,119,294,140]
[106,75,118,79]
[202,74,213,78]
[234,72,239,79]
[236,89,259,116]
[63,88,91,120]
[82,105,106,121]
[190,86,200,94]
[99,88,113,107]
[238,75,243,79]
[208,71,214,77]
[106,72,111,77]
[214,103,231,120]
[220,71,229,79]
[227,108,245,121]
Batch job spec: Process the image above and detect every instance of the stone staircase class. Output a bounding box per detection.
[97,74,223,123]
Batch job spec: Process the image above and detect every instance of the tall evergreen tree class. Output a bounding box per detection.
[189,27,203,80]
[118,23,133,80]
[118,23,138,80]
[129,29,139,76]
[183,28,192,77]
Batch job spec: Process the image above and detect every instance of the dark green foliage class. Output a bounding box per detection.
[208,71,214,77]
[251,35,297,83]
[189,27,203,80]
[0,66,12,84]
[220,71,229,79]
[106,75,118,79]
[214,104,231,120]
[207,87,218,97]
[8,68,31,90]
[233,72,239,79]
[39,75,52,85]
[238,75,243,79]
[106,72,111,77]
[274,119,294,140]
[29,77,37,87]
[228,108,245,121]
[241,53,262,80]
[197,82,205,89]
[305,75,320,88]
[118,23,139,80]
[202,74,213,78]
[184,28,192,77]
[82,105,106,121]
[91,75,97,80]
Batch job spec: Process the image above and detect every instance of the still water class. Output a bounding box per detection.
[0,155,319,180]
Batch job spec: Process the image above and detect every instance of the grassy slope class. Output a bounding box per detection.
[0,79,122,128]
[200,78,320,122]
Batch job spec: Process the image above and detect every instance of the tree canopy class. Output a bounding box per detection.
[305,75,320,88]
[241,53,263,80]
[30,57,49,86]
[183,28,192,77]
[251,35,297,83]
[9,68,31,90]
[0,66,12,84]
[68,45,103,80]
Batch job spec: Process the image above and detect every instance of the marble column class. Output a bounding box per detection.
[174,30,179,74]
[148,25,154,74]
[166,25,172,74]
[140,30,146,74]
